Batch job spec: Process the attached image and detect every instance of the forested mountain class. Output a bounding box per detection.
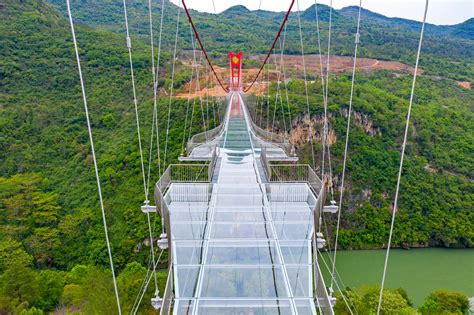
[46,0,474,81]
[0,0,472,313]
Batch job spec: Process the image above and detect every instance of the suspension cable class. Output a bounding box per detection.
[377,1,429,313]
[277,23,292,129]
[271,32,287,134]
[243,0,295,92]
[152,0,166,181]
[163,2,181,170]
[187,52,203,144]
[133,249,165,314]
[318,249,356,315]
[313,0,327,208]
[296,0,316,168]
[66,1,121,313]
[181,24,199,154]
[320,1,336,204]
[143,0,166,295]
[122,0,147,202]
[330,0,363,294]
[181,0,229,92]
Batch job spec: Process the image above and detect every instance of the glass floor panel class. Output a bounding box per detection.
[200,266,290,298]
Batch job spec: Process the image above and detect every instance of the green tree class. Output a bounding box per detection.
[34,270,65,311]
[419,290,469,314]
[0,264,39,313]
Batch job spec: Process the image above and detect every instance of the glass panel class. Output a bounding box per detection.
[197,299,293,315]
[280,241,311,265]
[216,193,263,206]
[274,223,313,240]
[174,299,195,315]
[206,241,281,265]
[286,266,312,297]
[174,241,204,265]
[270,202,312,212]
[295,299,317,315]
[171,210,208,222]
[200,266,290,298]
[169,201,209,212]
[271,210,312,221]
[213,210,265,222]
[176,267,200,298]
[211,222,274,239]
[172,222,207,240]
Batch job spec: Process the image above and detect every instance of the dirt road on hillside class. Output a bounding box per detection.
[176,54,420,98]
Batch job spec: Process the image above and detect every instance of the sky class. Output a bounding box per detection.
[171,0,474,25]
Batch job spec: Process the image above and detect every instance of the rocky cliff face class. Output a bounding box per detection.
[286,110,380,149]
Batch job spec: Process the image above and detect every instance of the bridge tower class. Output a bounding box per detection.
[228,51,242,91]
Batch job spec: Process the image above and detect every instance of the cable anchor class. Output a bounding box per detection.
[157,232,168,250]
[316,232,326,249]
[141,200,157,213]
[151,289,163,310]
[323,199,339,213]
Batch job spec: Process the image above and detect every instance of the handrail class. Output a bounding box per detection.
[312,178,334,314]
[260,148,272,181]
[154,161,216,313]
[186,123,225,154]
[160,266,174,315]
[208,146,218,181]
[268,164,323,195]
[243,97,293,156]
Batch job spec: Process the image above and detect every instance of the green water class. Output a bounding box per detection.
[321,248,474,307]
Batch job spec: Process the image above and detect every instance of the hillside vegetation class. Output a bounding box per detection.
[0,0,472,313]
[46,0,474,82]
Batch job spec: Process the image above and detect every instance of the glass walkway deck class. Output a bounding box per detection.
[156,93,334,314]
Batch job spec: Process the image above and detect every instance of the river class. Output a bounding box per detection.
[320,248,474,307]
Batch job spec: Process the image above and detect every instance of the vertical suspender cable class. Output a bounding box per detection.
[330,0,362,295]
[122,0,147,200]
[377,1,429,313]
[152,0,166,181]
[188,52,203,144]
[163,2,181,170]
[296,0,316,168]
[271,32,287,134]
[144,0,165,296]
[278,25,292,131]
[321,0,333,201]
[313,0,327,236]
[66,1,122,313]
[181,24,199,154]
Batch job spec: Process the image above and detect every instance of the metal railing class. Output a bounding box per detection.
[208,146,218,180]
[154,163,213,216]
[160,266,174,315]
[154,160,217,314]
[312,179,334,314]
[247,115,293,155]
[244,95,293,156]
[268,164,322,194]
[186,123,225,154]
[168,164,210,182]
[260,148,322,194]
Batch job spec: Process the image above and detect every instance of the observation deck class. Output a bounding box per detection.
[155,93,334,314]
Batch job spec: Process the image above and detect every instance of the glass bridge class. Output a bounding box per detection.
[154,93,334,314]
